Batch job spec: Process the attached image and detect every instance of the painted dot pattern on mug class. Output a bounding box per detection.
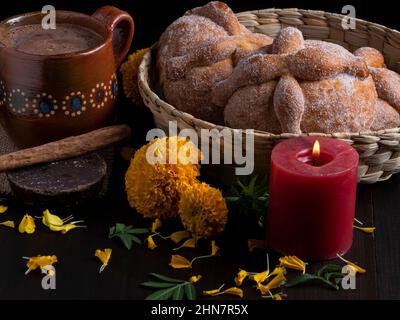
[2,73,117,118]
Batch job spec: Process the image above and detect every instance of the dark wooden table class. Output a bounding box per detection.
[0,148,399,300]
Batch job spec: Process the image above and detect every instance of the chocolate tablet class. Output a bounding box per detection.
[7,153,107,207]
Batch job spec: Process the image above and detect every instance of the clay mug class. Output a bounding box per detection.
[0,6,134,147]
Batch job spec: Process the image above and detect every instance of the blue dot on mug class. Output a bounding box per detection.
[112,79,117,97]
[39,98,53,113]
[71,96,82,112]
[96,89,105,102]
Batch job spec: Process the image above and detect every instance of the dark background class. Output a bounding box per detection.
[0,0,398,51]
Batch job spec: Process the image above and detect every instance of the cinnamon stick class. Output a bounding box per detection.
[0,125,131,172]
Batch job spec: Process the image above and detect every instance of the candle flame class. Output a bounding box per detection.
[312,140,320,159]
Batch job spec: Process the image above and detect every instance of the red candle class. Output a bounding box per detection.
[266,136,359,260]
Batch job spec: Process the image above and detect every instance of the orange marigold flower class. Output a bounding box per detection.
[179,182,228,240]
[120,48,150,105]
[125,136,201,219]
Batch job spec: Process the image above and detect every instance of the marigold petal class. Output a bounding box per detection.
[42,209,64,227]
[18,215,36,234]
[95,248,112,273]
[353,225,376,234]
[169,230,190,244]
[223,287,243,298]
[25,255,58,274]
[250,270,269,284]
[0,220,15,228]
[147,235,157,250]
[258,272,286,295]
[203,289,221,296]
[0,205,8,214]
[234,269,248,286]
[337,254,366,274]
[169,254,192,269]
[190,275,202,283]
[274,293,283,300]
[175,238,196,250]
[279,256,306,273]
[211,240,220,256]
[151,219,162,233]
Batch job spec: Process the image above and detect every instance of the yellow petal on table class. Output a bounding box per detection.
[95,248,112,273]
[0,205,8,214]
[151,218,162,233]
[273,293,284,300]
[223,287,244,298]
[190,275,202,283]
[174,238,196,250]
[169,254,192,269]
[279,256,306,274]
[249,270,269,284]
[336,254,366,274]
[203,288,222,296]
[248,239,267,252]
[24,255,58,275]
[60,224,83,234]
[18,214,36,234]
[146,235,157,250]
[0,220,15,228]
[353,225,376,234]
[211,240,219,256]
[169,230,190,244]
[257,272,287,296]
[42,209,64,227]
[234,269,248,286]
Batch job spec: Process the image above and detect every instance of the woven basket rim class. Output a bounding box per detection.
[138,7,400,140]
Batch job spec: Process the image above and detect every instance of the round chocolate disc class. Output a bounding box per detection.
[7,153,107,207]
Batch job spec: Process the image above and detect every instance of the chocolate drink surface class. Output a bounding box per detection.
[3,23,104,55]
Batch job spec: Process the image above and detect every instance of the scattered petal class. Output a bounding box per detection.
[0,220,15,228]
[223,287,243,298]
[337,254,366,274]
[169,254,192,269]
[190,275,202,283]
[249,270,269,284]
[146,235,157,250]
[273,293,284,300]
[203,288,221,296]
[174,238,196,250]
[248,239,267,252]
[151,218,162,233]
[24,255,57,275]
[257,272,286,295]
[95,248,112,273]
[169,230,190,244]
[18,214,36,234]
[42,209,64,227]
[211,240,219,256]
[354,225,375,234]
[279,256,306,274]
[0,205,8,214]
[235,269,248,286]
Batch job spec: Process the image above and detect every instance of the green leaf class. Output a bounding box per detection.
[145,287,177,300]
[224,196,240,203]
[141,282,177,288]
[317,264,342,277]
[173,285,184,300]
[324,272,345,282]
[184,283,196,300]
[150,273,185,283]
[126,228,149,234]
[109,223,148,250]
[120,236,133,250]
[284,273,319,288]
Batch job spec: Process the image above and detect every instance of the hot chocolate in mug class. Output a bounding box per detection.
[0,6,134,147]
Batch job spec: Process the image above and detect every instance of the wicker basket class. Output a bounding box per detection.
[138,8,400,184]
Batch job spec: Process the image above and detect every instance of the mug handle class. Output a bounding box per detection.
[93,6,134,67]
